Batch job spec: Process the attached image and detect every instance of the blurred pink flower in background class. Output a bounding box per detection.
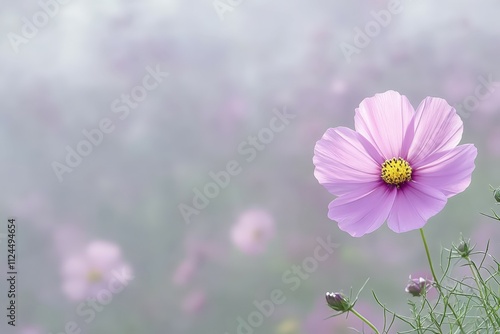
[172,233,227,286]
[172,256,198,286]
[329,79,348,96]
[181,289,206,314]
[61,240,133,301]
[314,90,477,237]
[231,209,276,255]
[184,234,226,263]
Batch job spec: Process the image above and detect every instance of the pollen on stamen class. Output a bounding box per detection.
[381,157,412,187]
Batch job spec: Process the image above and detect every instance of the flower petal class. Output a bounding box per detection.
[62,278,87,301]
[86,241,122,268]
[413,144,477,197]
[354,90,414,159]
[61,256,89,278]
[313,127,383,196]
[328,185,397,237]
[387,182,447,233]
[405,97,463,163]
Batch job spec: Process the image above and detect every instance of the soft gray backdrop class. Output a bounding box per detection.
[1,0,500,333]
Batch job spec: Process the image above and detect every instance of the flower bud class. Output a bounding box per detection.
[405,276,431,297]
[457,239,471,258]
[325,292,351,312]
[494,187,500,203]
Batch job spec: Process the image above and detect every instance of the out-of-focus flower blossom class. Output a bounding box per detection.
[231,209,275,255]
[184,234,225,263]
[61,240,133,301]
[405,275,432,297]
[314,90,477,237]
[172,233,227,286]
[181,289,206,314]
[172,256,198,286]
[330,79,348,95]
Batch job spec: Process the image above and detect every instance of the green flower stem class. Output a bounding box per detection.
[465,256,500,329]
[350,308,380,334]
[419,228,465,334]
[419,228,438,284]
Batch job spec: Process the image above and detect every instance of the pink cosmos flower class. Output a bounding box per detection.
[407,270,437,299]
[61,240,133,301]
[230,209,275,254]
[405,275,433,297]
[314,90,477,237]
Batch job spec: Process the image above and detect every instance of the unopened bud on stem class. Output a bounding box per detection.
[325,292,351,312]
[493,187,500,202]
[405,276,432,297]
[457,239,471,258]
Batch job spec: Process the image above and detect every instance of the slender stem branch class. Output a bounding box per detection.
[351,308,380,334]
[419,229,438,283]
[419,228,465,334]
[466,257,500,329]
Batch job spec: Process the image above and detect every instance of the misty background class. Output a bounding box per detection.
[1,0,500,333]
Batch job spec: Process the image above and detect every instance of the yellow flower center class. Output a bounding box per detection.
[87,269,103,283]
[381,157,412,187]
